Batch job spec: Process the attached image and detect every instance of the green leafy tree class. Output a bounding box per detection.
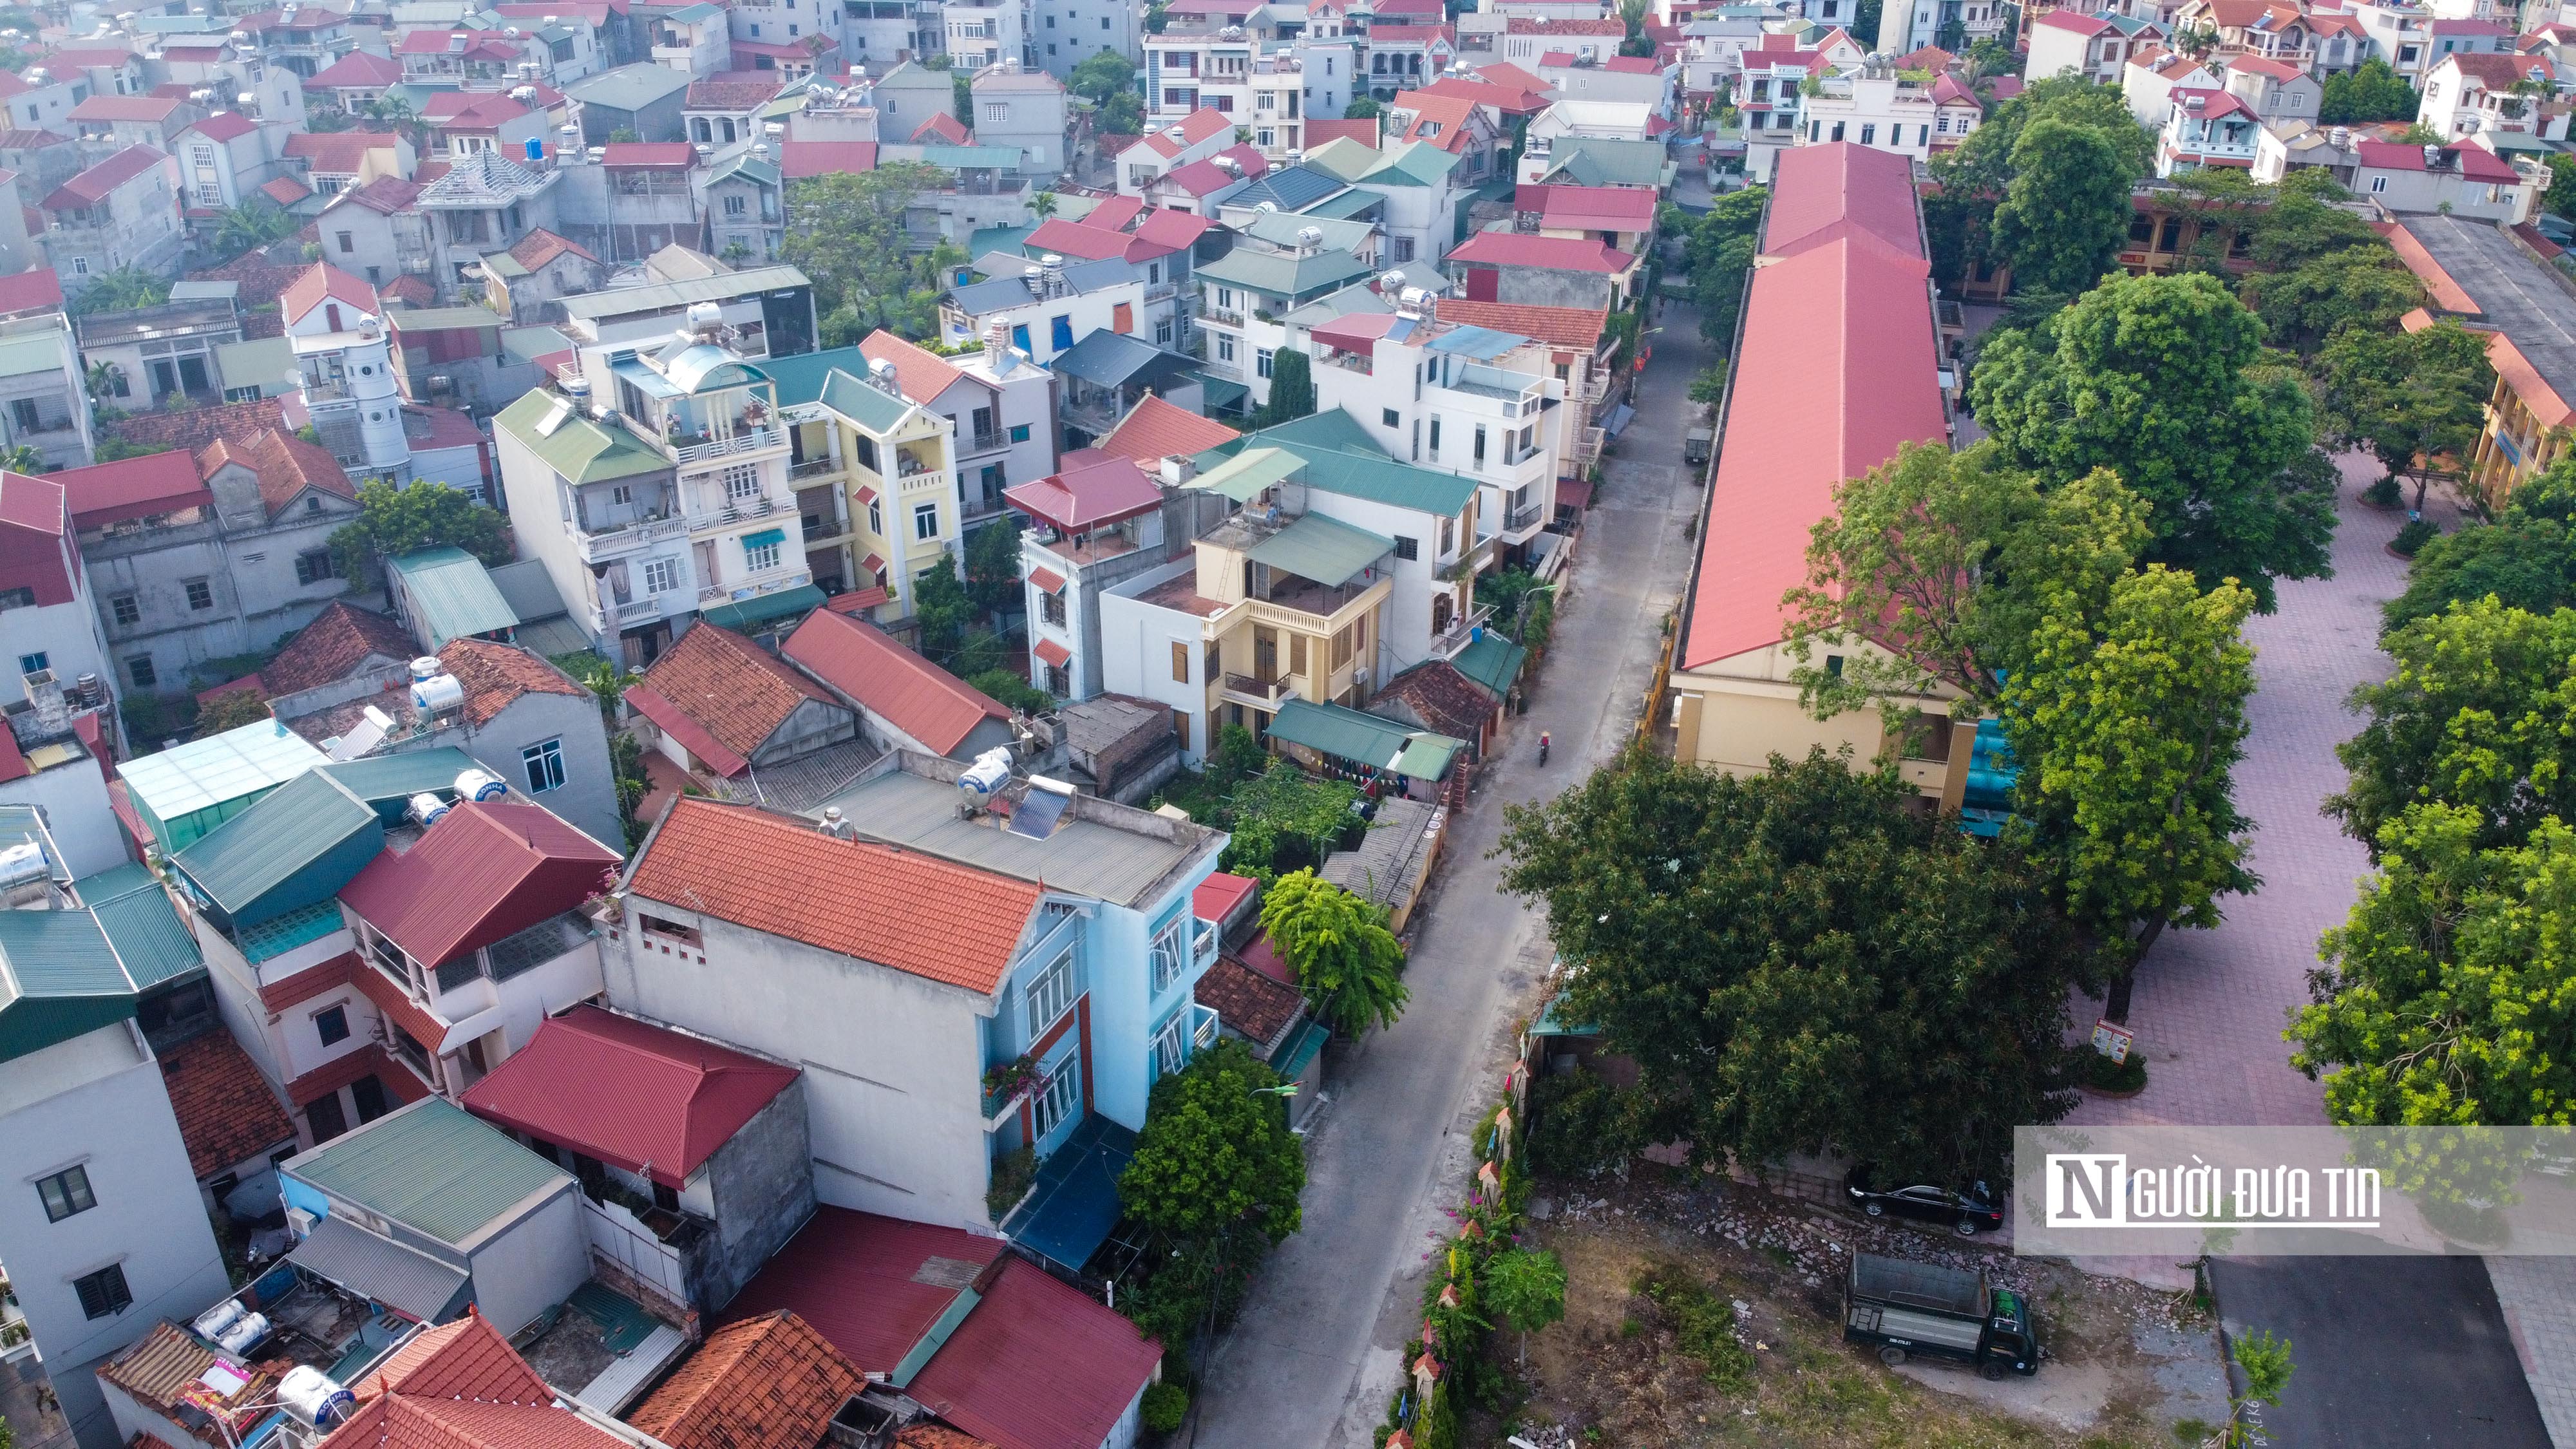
[961,520,1023,614]
[68,266,171,317]
[1255,348,1314,428]
[1343,95,1383,120]
[2006,567,2259,1020]
[193,688,270,737]
[2290,804,2576,1125]
[1990,118,2139,295]
[2244,242,2425,355]
[909,555,976,664]
[954,73,973,120]
[968,667,1054,712]
[0,444,41,475]
[1687,364,1728,407]
[781,164,960,343]
[1116,1037,1305,1346]
[1484,1247,1566,1369]
[2221,1331,2297,1448]
[2545,153,2576,222]
[1258,868,1408,1035]
[328,480,509,583]
[1924,75,2154,288]
[1495,749,2091,1186]
[211,204,295,261]
[2320,319,2494,510]
[1679,185,1766,348]
[2383,464,2576,630]
[2320,58,2419,123]
[2330,598,2576,857]
[1783,441,2149,718]
[1098,90,1145,135]
[1145,0,1170,32]
[1069,48,1136,104]
[1970,270,2330,610]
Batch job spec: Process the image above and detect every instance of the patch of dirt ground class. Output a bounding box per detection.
[1493,1172,2230,1449]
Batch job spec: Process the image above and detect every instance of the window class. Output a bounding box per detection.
[314,1005,350,1046]
[336,229,354,253]
[111,592,138,626]
[184,578,214,611]
[644,557,681,594]
[1393,535,1418,560]
[855,435,880,471]
[1041,589,1066,625]
[1472,426,1485,464]
[1150,918,1186,993]
[1204,639,1220,681]
[296,549,338,585]
[37,1166,95,1222]
[1256,348,1274,379]
[1171,640,1190,683]
[985,102,1009,120]
[1218,334,1236,363]
[1009,422,1031,443]
[8,397,35,435]
[724,193,746,216]
[724,464,761,500]
[1050,314,1074,351]
[914,502,940,540]
[867,497,884,534]
[73,1264,131,1321]
[1025,951,1077,1036]
[1030,1056,1080,1139]
[1859,123,1875,145]
[1157,319,1173,345]
[127,655,156,688]
[16,650,43,673]
[1381,407,1400,428]
[1151,1009,1187,1077]
[305,1089,348,1142]
[2370,175,2389,193]
[522,737,565,793]
[745,536,782,571]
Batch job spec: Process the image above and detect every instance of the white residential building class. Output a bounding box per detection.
[860,328,1059,534]
[2222,53,2327,125]
[1801,70,1945,160]
[2024,10,2164,83]
[2417,50,2567,142]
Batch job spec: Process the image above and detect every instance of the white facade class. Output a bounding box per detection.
[1032,0,1137,77]
[1801,73,1944,160]
[0,1023,231,1449]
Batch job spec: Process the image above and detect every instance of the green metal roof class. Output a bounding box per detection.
[494,390,672,486]
[1199,408,1479,516]
[1246,511,1393,587]
[325,748,485,815]
[1198,408,1385,468]
[907,144,1028,171]
[1530,989,1600,1037]
[1301,189,1386,222]
[118,722,329,850]
[80,869,202,991]
[1242,211,1376,254]
[1359,140,1464,188]
[1452,632,1528,697]
[1192,446,1302,502]
[759,344,872,409]
[1191,371,1251,413]
[567,62,692,111]
[385,305,509,332]
[500,325,571,364]
[1298,137,1379,182]
[1193,247,1374,303]
[558,265,809,321]
[288,1097,573,1248]
[171,768,377,918]
[707,153,780,188]
[1542,137,1671,189]
[0,909,129,999]
[392,547,521,649]
[820,367,916,432]
[1266,697,1463,781]
[0,331,66,381]
[1271,1018,1328,1076]
[700,583,826,631]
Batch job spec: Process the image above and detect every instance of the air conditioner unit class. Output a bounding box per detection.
[287,1206,317,1238]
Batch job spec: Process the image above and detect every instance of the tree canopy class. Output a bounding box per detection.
[1970,270,2332,610]
[2330,598,2576,858]
[1254,348,1316,429]
[1495,749,2090,1185]
[1672,185,1765,348]
[1344,95,1383,120]
[328,480,510,583]
[2320,320,2494,509]
[68,267,171,318]
[1116,1038,1306,1345]
[1258,868,1408,1036]
[1924,76,2154,288]
[2005,565,2259,1017]
[1991,118,2141,295]
[782,163,962,345]
[2320,59,2420,123]
[2382,463,2576,632]
[1069,48,1135,102]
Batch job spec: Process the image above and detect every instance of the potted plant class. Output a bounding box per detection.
[982,1053,1041,1105]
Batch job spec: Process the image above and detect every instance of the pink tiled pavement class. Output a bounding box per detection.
[2065,455,2439,1130]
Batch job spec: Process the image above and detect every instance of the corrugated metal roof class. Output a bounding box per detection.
[817,368,913,432]
[1191,245,1373,300]
[283,1213,470,1322]
[172,768,378,918]
[392,547,522,649]
[287,1097,573,1247]
[82,870,203,990]
[1267,697,1463,780]
[0,330,68,381]
[0,907,129,997]
[1245,510,1394,586]
[487,559,571,624]
[815,769,1199,909]
[117,721,328,834]
[558,265,808,321]
[1191,445,1302,502]
[493,390,671,486]
[1451,632,1527,696]
[328,747,485,813]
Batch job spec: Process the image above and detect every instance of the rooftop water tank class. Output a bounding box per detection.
[455,768,506,802]
[958,746,1014,798]
[278,1366,356,1429]
[216,1311,269,1356]
[408,792,451,828]
[409,656,442,681]
[412,671,466,715]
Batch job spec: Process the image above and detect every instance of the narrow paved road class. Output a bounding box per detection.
[1190,308,1709,1447]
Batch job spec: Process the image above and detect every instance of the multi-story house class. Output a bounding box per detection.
[1446,229,1638,310]
[1365,23,1461,101]
[1889,0,2013,50]
[947,246,1153,365]
[1115,106,1235,193]
[0,810,232,1449]
[398,28,556,91]
[2418,50,2564,142]
[418,151,563,294]
[2353,137,2539,217]
[63,93,198,158]
[236,4,364,79]
[703,151,788,263]
[41,47,147,104]
[860,329,1057,534]
[282,263,416,488]
[609,762,1227,1265]
[971,61,1070,179]
[0,485,124,877]
[2025,10,2165,81]
[40,146,183,293]
[1144,23,1262,122]
[0,274,99,471]
[568,61,695,142]
[2221,52,2327,123]
[1727,40,1831,179]
[1800,68,1947,160]
[169,111,275,218]
[425,90,554,164]
[2156,86,2263,173]
[315,176,433,294]
[1492,15,1630,68]
[281,128,415,200]
[2350,0,2439,79]
[944,0,1031,71]
[1032,0,1140,79]
[1012,439,1226,701]
[1194,241,1375,409]
[1310,307,1565,574]
[2125,45,2223,126]
[554,254,819,355]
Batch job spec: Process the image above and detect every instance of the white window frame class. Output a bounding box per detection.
[744,538,783,571]
[913,501,940,540]
[1025,951,1076,1037]
[1031,1055,1080,1139]
[1151,1009,1187,1078]
[522,737,565,792]
[643,556,681,594]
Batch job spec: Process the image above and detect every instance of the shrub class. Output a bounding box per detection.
[984,1146,1036,1221]
[2085,1051,2147,1093]
[2362,474,2403,508]
[1635,1266,1754,1393]
[1140,1381,1189,1434]
[2392,518,2439,555]
[1524,1066,1654,1179]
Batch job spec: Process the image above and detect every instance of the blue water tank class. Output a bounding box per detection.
[524,135,544,162]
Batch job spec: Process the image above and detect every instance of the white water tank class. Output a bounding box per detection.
[455,768,506,802]
[279,1366,356,1428]
[408,792,451,827]
[412,671,466,715]
[193,1298,245,1340]
[958,746,1014,798]
[216,1312,269,1356]
[409,656,442,681]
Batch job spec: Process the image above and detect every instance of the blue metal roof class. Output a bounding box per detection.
[999,1113,1138,1274]
[1224,164,1347,213]
[1426,325,1528,361]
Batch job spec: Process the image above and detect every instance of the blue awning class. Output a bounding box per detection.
[1001,1114,1138,1274]
[742,526,787,549]
[1602,402,1636,437]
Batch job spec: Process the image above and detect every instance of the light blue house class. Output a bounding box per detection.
[609,748,1228,1276]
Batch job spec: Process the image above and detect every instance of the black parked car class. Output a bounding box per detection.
[1844,1166,2007,1236]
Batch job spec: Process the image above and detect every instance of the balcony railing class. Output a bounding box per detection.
[1193,918,1218,969]
[790,455,839,480]
[685,493,787,529]
[1145,281,1178,302]
[1191,1001,1219,1049]
[610,596,663,625]
[1426,602,1497,660]
[961,428,1005,455]
[574,513,689,557]
[1507,500,1548,531]
[672,425,783,464]
[1223,673,1290,706]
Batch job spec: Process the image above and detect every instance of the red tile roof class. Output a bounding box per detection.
[2432,50,2552,86]
[781,608,1010,757]
[627,797,1042,994]
[325,1314,632,1449]
[1021,215,1130,262]
[43,144,166,209]
[604,140,695,167]
[184,111,260,144]
[687,77,788,110]
[1506,15,1624,32]
[305,50,402,88]
[0,265,62,315]
[283,129,402,172]
[1192,954,1302,1049]
[628,1311,866,1449]
[1446,231,1634,274]
[66,93,184,122]
[1679,160,1944,672]
[1302,116,1382,148]
[47,47,146,70]
[340,800,621,967]
[858,328,972,406]
[105,397,294,459]
[1391,90,1478,151]
[261,601,417,696]
[2358,138,2519,180]
[1413,75,1549,116]
[262,175,315,206]
[781,140,876,177]
[1515,181,1656,231]
[439,638,587,727]
[281,261,380,325]
[627,620,838,777]
[1000,454,1163,532]
[911,111,970,143]
[350,1315,547,1404]
[196,427,355,516]
[426,90,529,129]
[50,451,212,530]
[1128,106,1232,158]
[1431,297,1607,348]
[507,227,596,272]
[1763,140,1920,259]
[1095,391,1237,464]
[1126,205,1211,254]
[157,1028,297,1178]
[462,1003,798,1188]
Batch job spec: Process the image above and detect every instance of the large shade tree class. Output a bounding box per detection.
[1990,118,2140,296]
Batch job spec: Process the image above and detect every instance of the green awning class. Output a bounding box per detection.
[743,526,787,549]
[1452,632,1529,698]
[699,583,826,631]
[1247,512,1394,588]
[1271,1019,1329,1076]
[1267,697,1464,781]
[1192,372,1251,413]
[1193,446,1303,502]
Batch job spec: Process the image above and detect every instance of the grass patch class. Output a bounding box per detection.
[1634,1264,1756,1393]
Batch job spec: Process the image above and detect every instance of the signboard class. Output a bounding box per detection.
[2090,1019,2134,1065]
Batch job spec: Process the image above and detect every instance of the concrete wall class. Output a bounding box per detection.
[746,694,858,770]
[464,1179,587,1334]
[1097,558,1211,762]
[80,497,361,697]
[697,1075,815,1309]
[431,688,625,851]
[0,1023,230,1449]
[0,759,128,878]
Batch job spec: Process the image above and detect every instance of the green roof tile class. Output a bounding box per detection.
[391,547,521,649]
[171,768,379,920]
[1245,510,1394,586]
[1265,697,1463,781]
[494,390,672,487]
[288,1097,573,1247]
[1452,633,1528,697]
[1191,247,1374,302]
